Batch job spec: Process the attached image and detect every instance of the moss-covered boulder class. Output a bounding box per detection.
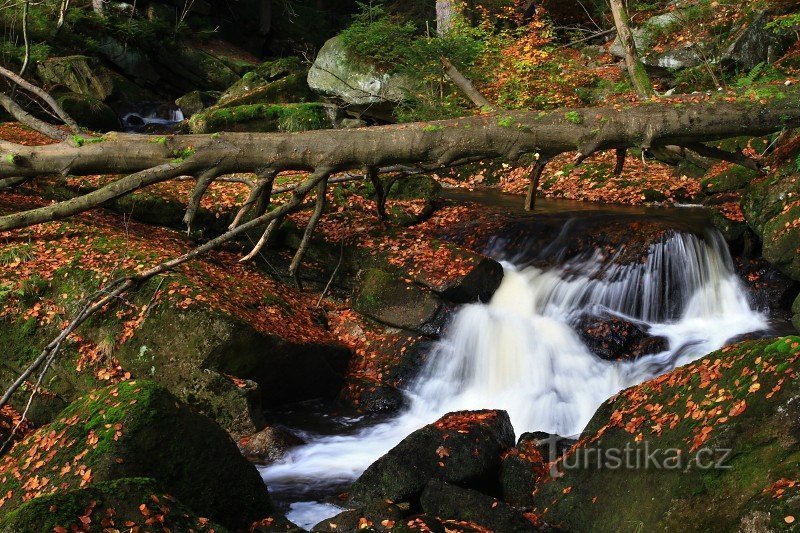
[55,93,121,132]
[793,294,800,333]
[349,410,515,506]
[533,336,800,532]
[175,90,221,118]
[189,102,335,133]
[154,45,241,93]
[216,57,314,108]
[743,169,800,281]
[353,268,443,332]
[701,166,760,194]
[0,381,272,530]
[0,477,225,533]
[38,56,117,101]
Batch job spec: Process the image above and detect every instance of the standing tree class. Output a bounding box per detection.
[609,0,654,99]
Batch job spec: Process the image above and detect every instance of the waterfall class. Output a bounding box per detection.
[261,227,767,529]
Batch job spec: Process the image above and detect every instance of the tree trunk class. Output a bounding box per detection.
[441,57,493,110]
[437,0,455,36]
[1,89,797,231]
[609,0,654,99]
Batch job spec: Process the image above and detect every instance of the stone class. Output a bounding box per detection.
[609,12,703,69]
[723,11,794,71]
[353,268,442,332]
[216,57,314,108]
[37,56,117,101]
[55,93,121,132]
[98,38,160,86]
[0,381,273,529]
[154,45,241,93]
[793,293,800,334]
[0,478,225,533]
[175,90,221,118]
[188,102,336,134]
[532,336,800,531]
[308,36,417,106]
[240,427,305,465]
[348,410,514,505]
[574,313,669,360]
[420,480,537,532]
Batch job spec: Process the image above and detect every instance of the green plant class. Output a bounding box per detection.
[565,111,583,125]
[339,1,417,70]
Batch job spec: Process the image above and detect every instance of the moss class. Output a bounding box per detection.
[0,477,226,532]
[422,124,444,132]
[497,117,515,128]
[701,165,759,194]
[189,102,332,134]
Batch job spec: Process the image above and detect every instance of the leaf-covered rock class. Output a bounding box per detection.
[0,381,272,530]
[533,336,800,532]
[348,409,514,505]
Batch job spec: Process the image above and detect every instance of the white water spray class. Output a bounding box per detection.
[262,229,767,529]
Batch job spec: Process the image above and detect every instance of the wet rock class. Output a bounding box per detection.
[353,380,407,414]
[532,336,800,531]
[353,268,443,332]
[499,433,550,508]
[240,426,305,465]
[412,247,504,304]
[420,480,538,532]
[574,313,669,360]
[391,515,446,532]
[175,90,220,118]
[0,381,273,530]
[312,502,404,532]
[348,410,514,505]
[735,256,800,311]
[0,478,225,532]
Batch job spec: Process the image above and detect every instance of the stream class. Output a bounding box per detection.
[260,196,777,530]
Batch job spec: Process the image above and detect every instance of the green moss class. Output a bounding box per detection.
[189,103,332,134]
[150,136,168,146]
[497,117,514,128]
[422,124,444,132]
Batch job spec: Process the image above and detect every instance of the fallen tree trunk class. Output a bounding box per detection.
[0,88,798,233]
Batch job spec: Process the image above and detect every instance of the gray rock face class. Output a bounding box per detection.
[307,36,415,105]
[723,11,793,70]
[609,11,703,70]
[38,56,117,101]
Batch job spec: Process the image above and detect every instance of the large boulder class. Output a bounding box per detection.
[348,410,515,505]
[353,268,443,333]
[37,56,117,101]
[308,36,416,107]
[0,381,273,530]
[217,57,314,108]
[742,166,800,281]
[0,478,224,533]
[533,336,800,531]
[175,90,221,118]
[499,432,553,508]
[609,12,703,70]
[793,293,800,333]
[723,11,795,71]
[420,480,539,532]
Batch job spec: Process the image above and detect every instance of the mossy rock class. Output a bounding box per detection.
[0,381,272,529]
[38,56,117,101]
[701,166,759,194]
[793,293,800,334]
[533,337,800,532]
[217,57,314,108]
[56,93,121,132]
[743,167,800,281]
[0,477,226,533]
[709,208,747,243]
[175,90,221,118]
[189,102,335,133]
[152,45,241,94]
[353,268,442,332]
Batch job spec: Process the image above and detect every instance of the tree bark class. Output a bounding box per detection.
[436,0,455,36]
[609,0,654,99]
[442,57,493,110]
[1,90,798,231]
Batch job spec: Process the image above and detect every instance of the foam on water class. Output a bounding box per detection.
[263,229,767,527]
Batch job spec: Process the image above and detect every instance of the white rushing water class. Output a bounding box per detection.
[262,229,767,529]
